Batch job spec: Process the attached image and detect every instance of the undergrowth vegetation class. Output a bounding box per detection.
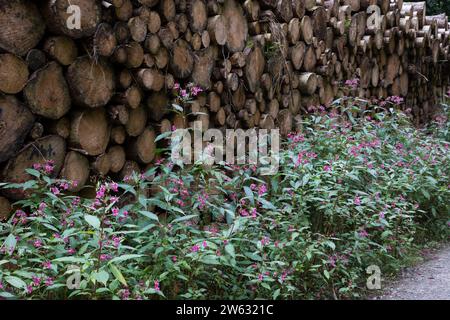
[0,98,449,300]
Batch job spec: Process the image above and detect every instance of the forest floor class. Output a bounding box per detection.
[370,243,450,300]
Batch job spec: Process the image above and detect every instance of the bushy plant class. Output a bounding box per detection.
[0,100,449,300]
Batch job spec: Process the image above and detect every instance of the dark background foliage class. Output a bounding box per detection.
[421,0,450,16]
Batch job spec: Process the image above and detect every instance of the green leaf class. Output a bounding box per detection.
[25,168,41,178]
[155,131,173,142]
[5,276,26,289]
[171,214,198,224]
[243,186,255,205]
[138,210,159,222]
[53,257,87,263]
[85,214,101,229]
[201,255,220,265]
[0,292,15,298]
[109,264,127,287]
[273,288,281,300]
[3,234,17,254]
[92,270,109,286]
[172,103,184,112]
[323,270,330,280]
[225,244,235,258]
[108,254,144,264]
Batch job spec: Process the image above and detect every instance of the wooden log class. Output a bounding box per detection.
[0,0,45,56]
[107,145,126,173]
[70,109,110,156]
[147,91,169,122]
[0,197,12,221]
[48,117,71,139]
[111,125,127,145]
[0,54,29,94]
[170,40,194,78]
[126,104,148,137]
[92,153,111,176]
[44,36,78,66]
[25,49,47,71]
[67,56,115,108]
[207,15,228,45]
[24,62,71,120]
[192,47,216,89]
[136,68,165,91]
[189,0,208,33]
[41,0,101,38]
[127,127,156,164]
[93,23,117,57]
[0,95,35,163]
[2,135,66,199]
[298,72,318,95]
[224,0,248,53]
[245,45,265,93]
[60,151,90,192]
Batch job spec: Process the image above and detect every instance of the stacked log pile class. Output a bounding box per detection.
[0,0,449,211]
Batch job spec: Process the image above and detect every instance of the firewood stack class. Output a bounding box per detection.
[0,0,449,209]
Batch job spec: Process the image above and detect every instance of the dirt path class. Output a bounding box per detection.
[373,244,450,300]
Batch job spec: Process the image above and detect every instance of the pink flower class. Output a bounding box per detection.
[26,284,33,294]
[50,187,60,195]
[32,276,41,287]
[42,261,52,269]
[38,202,47,211]
[45,277,54,287]
[33,163,42,170]
[67,248,76,255]
[109,182,119,192]
[173,83,180,90]
[239,208,249,217]
[191,245,200,253]
[260,236,270,246]
[202,240,208,248]
[112,207,119,217]
[96,185,106,199]
[258,184,267,196]
[33,239,42,248]
[190,86,203,96]
[100,254,111,261]
[171,256,177,262]
[323,165,332,172]
[154,280,160,291]
[44,164,54,174]
[358,229,369,238]
[354,196,361,206]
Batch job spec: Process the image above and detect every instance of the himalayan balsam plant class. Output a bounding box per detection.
[0,97,449,300]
